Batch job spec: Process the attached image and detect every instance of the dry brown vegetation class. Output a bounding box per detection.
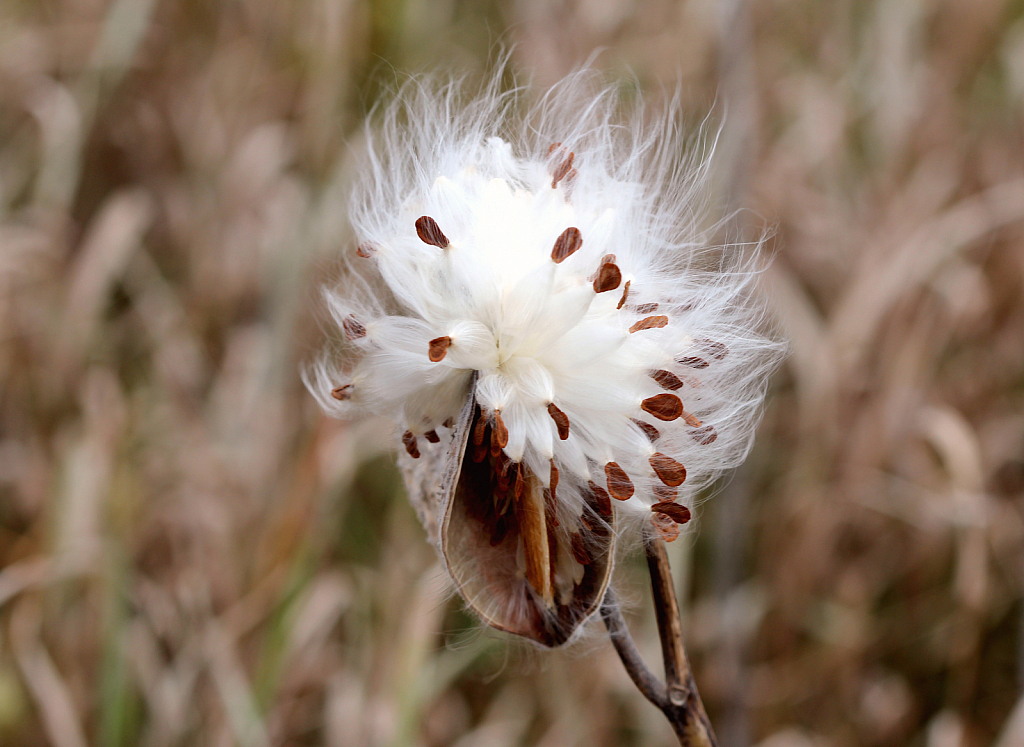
[1,0,1023,745]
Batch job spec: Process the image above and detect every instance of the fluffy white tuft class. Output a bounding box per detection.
[307,66,783,533]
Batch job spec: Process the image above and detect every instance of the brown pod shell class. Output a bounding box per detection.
[641,393,683,421]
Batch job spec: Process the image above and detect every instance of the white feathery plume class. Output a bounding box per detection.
[306,66,783,646]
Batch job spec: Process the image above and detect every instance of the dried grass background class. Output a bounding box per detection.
[1,0,1023,745]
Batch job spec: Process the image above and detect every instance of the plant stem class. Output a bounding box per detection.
[601,535,718,747]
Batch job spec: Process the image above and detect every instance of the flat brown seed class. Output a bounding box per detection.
[616,280,631,309]
[355,242,375,258]
[551,152,575,188]
[682,411,703,428]
[331,384,352,401]
[343,316,366,340]
[551,227,583,263]
[649,452,687,487]
[676,355,709,369]
[570,533,591,565]
[652,512,681,542]
[651,369,683,391]
[402,431,420,459]
[494,411,509,448]
[605,462,634,501]
[489,424,502,457]
[629,315,669,333]
[547,403,570,440]
[634,303,659,313]
[428,336,451,362]
[549,460,559,501]
[472,409,487,446]
[631,418,660,442]
[547,142,563,157]
[442,417,454,429]
[600,253,616,265]
[415,215,449,248]
[424,429,440,443]
[587,481,613,518]
[641,393,683,421]
[652,500,691,525]
[691,425,718,445]
[593,263,622,293]
[695,338,729,360]
[653,484,678,502]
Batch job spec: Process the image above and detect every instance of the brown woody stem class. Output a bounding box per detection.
[600,534,718,747]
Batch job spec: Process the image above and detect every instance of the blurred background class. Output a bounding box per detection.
[1,0,1023,745]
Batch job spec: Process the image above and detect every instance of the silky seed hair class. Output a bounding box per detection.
[305,65,783,542]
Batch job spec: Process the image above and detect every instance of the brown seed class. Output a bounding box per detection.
[634,303,659,314]
[547,142,563,156]
[494,411,509,448]
[547,403,570,440]
[587,481,613,518]
[472,409,487,446]
[593,262,622,293]
[676,355,709,369]
[415,215,449,248]
[551,151,575,188]
[570,532,591,565]
[513,463,525,499]
[551,227,583,263]
[653,484,677,503]
[549,459,559,501]
[695,338,728,360]
[652,512,681,542]
[629,315,668,333]
[649,452,687,487]
[424,429,440,444]
[631,418,660,442]
[651,369,683,391]
[561,168,578,191]
[616,280,631,309]
[428,336,451,362]
[605,462,634,501]
[471,442,487,463]
[331,384,352,401]
[600,253,616,265]
[641,393,683,421]
[343,316,366,340]
[652,500,691,525]
[489,423,502,458]
[682,411,703,428]
[442,417,454,429]
[691,425,718,445]
[402,431,420,459]
[355,242,375,258]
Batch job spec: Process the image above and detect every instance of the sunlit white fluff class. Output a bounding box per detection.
[306,67,782,535]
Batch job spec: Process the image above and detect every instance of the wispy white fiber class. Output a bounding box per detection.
[306,64,783,533]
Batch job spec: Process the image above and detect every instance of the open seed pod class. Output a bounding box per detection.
[400,383,616,648]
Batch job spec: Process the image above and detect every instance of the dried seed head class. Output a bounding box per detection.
[551,227,583,263]
[343,316,366,340]
[651,369,683,391]
[629,315,668,333]
[593,262,622,293]
[605,462,634,501]
[649,452,687,487]
[331,384,353,401]
[428,336,452,362]
[641,393,683,421]
[652,500,691,525]
[402,430,420,459]
[547,403,570,440]
[415,215,449,248]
